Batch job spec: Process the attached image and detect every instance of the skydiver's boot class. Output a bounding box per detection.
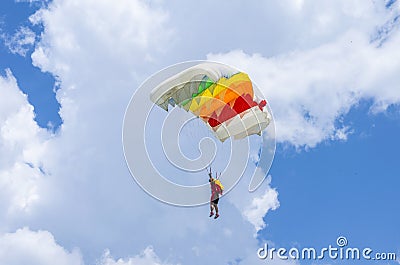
[209,211,214,217]
[214,213,220,219]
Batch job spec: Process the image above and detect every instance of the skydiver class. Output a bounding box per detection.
[208,168,223,219]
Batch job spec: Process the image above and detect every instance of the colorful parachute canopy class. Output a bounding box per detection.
[150,63,271,142]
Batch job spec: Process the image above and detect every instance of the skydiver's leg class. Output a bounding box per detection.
[209,202,214,217]
[214,199,219,219]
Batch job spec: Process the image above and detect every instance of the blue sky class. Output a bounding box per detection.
[266,100,400,263]
[0,0,60,130]
[0,1,399,265]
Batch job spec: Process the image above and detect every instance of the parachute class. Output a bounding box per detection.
[150,62,271,142]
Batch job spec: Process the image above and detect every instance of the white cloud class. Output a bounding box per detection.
[243,176,279,232]
[25,0,278,264]
[208,27,400,148]
[0,227,83,265]
[30,0,173,79]
[0,70,49,218]
[100,247,174,265]
[2,27,36,56]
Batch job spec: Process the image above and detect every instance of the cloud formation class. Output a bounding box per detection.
[243,176,279,232]
[208,16,400,148]
[1,0,399,264]
[1,27,36,56]
[0,70,49,220]
[0,227,83,265]
[100,247,174,265]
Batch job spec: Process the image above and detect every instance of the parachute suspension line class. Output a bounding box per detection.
[198,116,208,169]
[188,117,193,141]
